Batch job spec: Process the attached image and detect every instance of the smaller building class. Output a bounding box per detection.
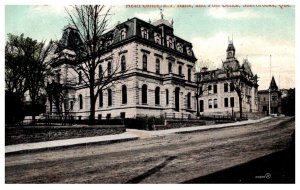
[258,76,282,115]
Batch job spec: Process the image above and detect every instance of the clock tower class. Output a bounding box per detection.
[226,40,235,60]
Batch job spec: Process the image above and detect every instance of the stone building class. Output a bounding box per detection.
[197,40,259,116]
[48,15,198,119]
[258,76,282,114]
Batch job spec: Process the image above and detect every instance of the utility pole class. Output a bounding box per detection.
[269,55,271,115]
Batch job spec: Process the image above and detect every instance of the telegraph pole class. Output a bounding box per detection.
[269,55,271,115]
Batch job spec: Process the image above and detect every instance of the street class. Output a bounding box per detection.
[5,117,295,183]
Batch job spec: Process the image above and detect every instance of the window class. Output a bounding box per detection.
[70,101,74,110]
[154,33,161,44]
[208,85,212,94]
[214,99,218,108]
[166,89,169,105]
[120,112,126,119]
[108,89,112,106]
[178,66,182,76]
[188,68,191,81]
[230,97,234,107]
[121,55,126,72]
[79,94,83,109]
[168,62,172,73]
[99,65,103,79]
[224,98,228,107]
[208,99,212,109]
[186,47,192,56]
[141,27,148,39]
[262,106,267,111]
[142,54,147,71]
[213,84,217,94]
[99,90,103,107]
[230,82,234,92]
[78,71,82,83]
[108,62,112,75]
[142,84,147,104]
[106,113,111,120]
[156,59,160,74]
[122,85,127,104]
[187,92,191,109]
[224,83,228,92]
[155,87,160,105]
[167,37,174,48]
[177,43,183,53]
[120,29,127,40]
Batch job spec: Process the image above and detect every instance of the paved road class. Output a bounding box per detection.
[5,117,295,183]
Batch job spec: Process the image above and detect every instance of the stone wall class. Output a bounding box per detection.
[153,120,206,130]
[5,125,125,145]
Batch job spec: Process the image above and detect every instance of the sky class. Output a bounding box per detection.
[5,4,295,90]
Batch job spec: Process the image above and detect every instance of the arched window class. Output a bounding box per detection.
[178,65,182,76]
[142,84,147,104]
[142,55,147,71]
[187,92,191,109]
[108,62,112,75]
[79,94,83,109]
[120,29,127,40]
[155,87,160,105]
[122,85,127,104]
[99,90,103,107]
[99,65,103,79]
[166,89,169,105]
[168,62,172,73]
[121,55,126,72]
[78,71,82,83]
[156,59,160,74]
[108,89,112,106]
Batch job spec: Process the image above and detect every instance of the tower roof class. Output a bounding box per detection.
[227,41,235,51]
[269,76,278,90]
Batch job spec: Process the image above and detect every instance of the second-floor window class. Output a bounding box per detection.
[187,68,191,81]
[107,62,112,75]
[168,62,173,73]
[178,66,182,76]
[121,55,126,72]
[142,54,147,71]
[156,59,160,74]
[213,84,218,94]
[224,83,228,92]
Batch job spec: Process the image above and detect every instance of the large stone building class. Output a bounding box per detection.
[258,76,282,115]
[48,15,198,119]
[197,40,259,116]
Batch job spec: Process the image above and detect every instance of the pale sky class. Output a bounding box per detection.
[5,5,295,90]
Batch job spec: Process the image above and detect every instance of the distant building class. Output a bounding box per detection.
[48,15,198,119]
[197,40,259,116]
[258,76,282,114]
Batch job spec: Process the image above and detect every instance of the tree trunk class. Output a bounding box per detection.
[196,95,200,117]
[239,96,243,119]
[89,86,95,125]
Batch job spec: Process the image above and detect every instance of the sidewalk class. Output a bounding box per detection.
[5,117,271,154]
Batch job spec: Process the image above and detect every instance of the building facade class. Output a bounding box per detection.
[258,76,282,114]
[48,16,198,119]
[197,41,259,116]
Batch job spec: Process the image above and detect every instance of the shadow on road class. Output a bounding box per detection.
[125,156,177,183]
[183,146,295,184]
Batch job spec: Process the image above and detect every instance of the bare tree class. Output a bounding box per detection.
[59,5,130,124]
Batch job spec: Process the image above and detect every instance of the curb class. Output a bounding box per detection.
[5,134,139,155]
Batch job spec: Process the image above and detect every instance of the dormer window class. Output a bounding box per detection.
[141,27,149,39]
[177,43,183,53]
[154,33,161,45]
[167,36,174,49]
[120,29,127,40]
[186,47,193,56]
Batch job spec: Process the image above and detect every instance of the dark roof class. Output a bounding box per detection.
[269,76,278,90]
[227,42,235,51]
